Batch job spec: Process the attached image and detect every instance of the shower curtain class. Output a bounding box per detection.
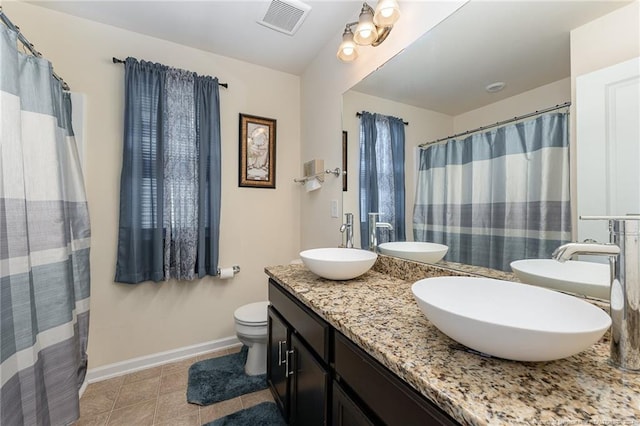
[1,26,90,425]
[413,112,571,271]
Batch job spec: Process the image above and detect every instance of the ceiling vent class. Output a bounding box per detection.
[257,0,312,36]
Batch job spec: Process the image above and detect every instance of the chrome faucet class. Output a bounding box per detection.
[552,216,640,371]
[340,212,354,248]
[368,212,394,252]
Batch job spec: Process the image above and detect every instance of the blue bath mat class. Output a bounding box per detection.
[187,346,267,406]
[204,402,285,426]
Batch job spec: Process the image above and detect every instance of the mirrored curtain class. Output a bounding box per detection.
[413,112,571,271]
[359,112,406,249]
[1,26,91,425]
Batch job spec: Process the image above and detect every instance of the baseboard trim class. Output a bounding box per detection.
[86,336,241,383]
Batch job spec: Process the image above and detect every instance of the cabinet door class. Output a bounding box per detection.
[267,307,289,420]
[289,333,329,426]
[332,381,376,426]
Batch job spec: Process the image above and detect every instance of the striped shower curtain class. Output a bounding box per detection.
[1,26,91,425]
[413,112,571,271]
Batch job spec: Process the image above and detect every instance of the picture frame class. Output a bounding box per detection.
[239,113,277,188]
[342,131,348,192]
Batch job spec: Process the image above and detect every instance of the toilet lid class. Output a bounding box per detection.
[234,301,269,325]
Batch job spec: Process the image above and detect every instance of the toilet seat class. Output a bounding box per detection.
[234,301,269,326]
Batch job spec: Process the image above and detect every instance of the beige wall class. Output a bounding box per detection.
[453,78,571,133]
[4,2,301,368]
[569,0,640,234]
[570,0,640,78]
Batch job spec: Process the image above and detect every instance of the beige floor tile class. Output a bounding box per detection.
[107,400,155,426]
[226,345,243,354]
[84,376,124,397]
[241,388,274,409]
[73,412,109,426]
[79,377,124,418]
[162,356,199,376]
[154,389,199,423]
[154,413,200,426]
[122,365,163,384]
[113,376,160,410]
[199,397,243,423]
[196,349,229,361]
[159,370,189,395]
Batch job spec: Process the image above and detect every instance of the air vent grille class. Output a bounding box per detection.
[257,0,311,36]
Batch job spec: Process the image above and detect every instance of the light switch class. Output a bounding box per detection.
[331,199,339,218]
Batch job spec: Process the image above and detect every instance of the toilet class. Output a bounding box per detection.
[233,301,270,375]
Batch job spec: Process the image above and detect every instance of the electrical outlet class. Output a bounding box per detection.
[331,199,339,218]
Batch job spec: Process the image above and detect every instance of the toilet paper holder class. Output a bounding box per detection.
[216,265,241,276]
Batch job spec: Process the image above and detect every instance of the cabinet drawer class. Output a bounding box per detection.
[334,332,459,426]
[268,279,330,362]
[333,381,376,426]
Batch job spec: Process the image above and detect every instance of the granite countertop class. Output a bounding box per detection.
[265,257,640,426]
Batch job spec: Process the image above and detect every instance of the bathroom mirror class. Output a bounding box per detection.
[341,0,632,269]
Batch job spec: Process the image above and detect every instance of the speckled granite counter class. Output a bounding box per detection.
[265,258,639,426]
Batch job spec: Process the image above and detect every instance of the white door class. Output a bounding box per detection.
[576,57,640,245]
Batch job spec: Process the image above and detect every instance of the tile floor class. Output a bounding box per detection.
[74,346,274,426]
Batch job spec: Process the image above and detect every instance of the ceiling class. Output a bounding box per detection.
[28,0,632,114]
[350,1,632,115]
[28,0,363,75]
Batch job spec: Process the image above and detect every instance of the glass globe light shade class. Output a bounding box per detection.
[337,28,359,62]
[353,8,378,45]
[373,0,400,27]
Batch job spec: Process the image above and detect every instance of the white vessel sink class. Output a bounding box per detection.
[510,259,610,300]
[299,248,377,280]
[378,241,448,263]
[411,276,611,362]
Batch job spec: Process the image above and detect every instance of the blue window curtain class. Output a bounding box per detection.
[359,111,406,249]
[115,58,221,283]
[413,112,571,271]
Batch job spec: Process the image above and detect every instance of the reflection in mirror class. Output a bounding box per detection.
[342,0,633,275]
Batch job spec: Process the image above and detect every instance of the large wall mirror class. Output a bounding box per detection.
[342,0,635,271]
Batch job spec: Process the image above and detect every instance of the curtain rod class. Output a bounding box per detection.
[419,101,571,147]
[112,57,228,89]
[356,111,408,125]
[0,7,70,90]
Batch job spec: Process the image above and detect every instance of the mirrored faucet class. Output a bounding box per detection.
[552,215,640,371]
[368,212,393,252]
[340,212,354,248]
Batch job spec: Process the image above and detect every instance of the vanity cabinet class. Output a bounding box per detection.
[267,307,289,420]
[334,332,458,426]
[268,279,330,425]
[268,278,459,426]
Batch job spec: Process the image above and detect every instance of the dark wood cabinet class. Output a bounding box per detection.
[289,333,329,426]
[267,307,289,421]
[268,278,460,426]
[268,280,330,425]
[334,332,458,426]
[332,381,376,426]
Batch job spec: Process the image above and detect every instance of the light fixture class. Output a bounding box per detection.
[337,1,401,62]
[337,25,359,62]
[373,0,400,27]
[353,3,378,45]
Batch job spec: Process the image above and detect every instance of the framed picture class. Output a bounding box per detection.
[239,113,277,188]
[342,131,348,192]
